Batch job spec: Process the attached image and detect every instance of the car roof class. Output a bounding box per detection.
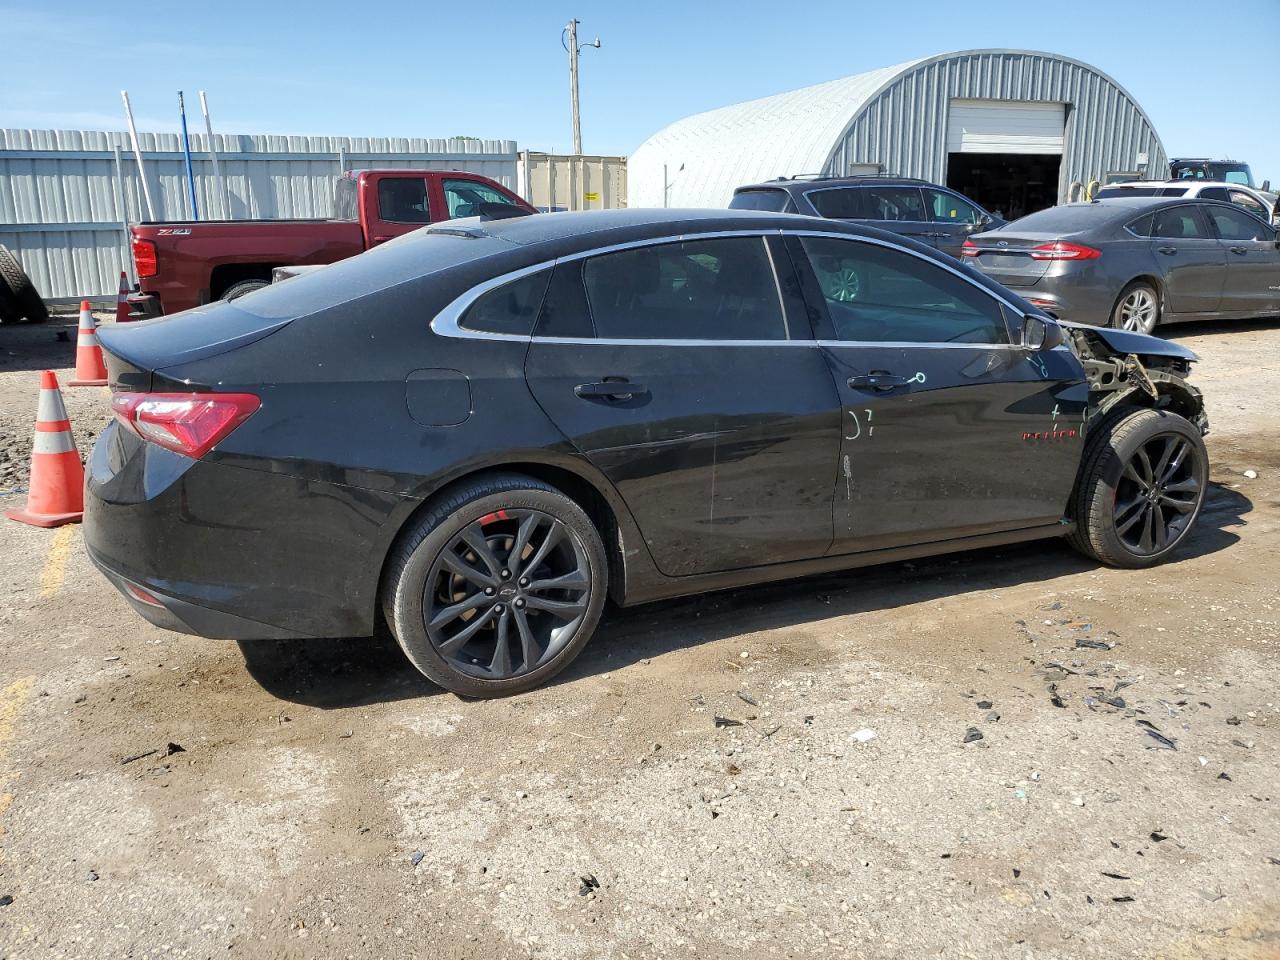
[1107,180,1257,191]
[734,176,934,193]
[425,207,854,248]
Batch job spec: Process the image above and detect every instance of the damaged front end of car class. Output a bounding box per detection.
[1060,322,1209,436]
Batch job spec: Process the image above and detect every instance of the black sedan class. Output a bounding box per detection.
[963,197,1280,333]
[87,209,1210,697]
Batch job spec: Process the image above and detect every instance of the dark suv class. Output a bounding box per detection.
[730,176,1005,259]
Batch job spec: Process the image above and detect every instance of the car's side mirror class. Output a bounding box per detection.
[1022,313,1065,351]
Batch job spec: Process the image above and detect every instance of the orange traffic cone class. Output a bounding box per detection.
[5,371,84,528]
[68,300,108,387]
[115,271,131,323]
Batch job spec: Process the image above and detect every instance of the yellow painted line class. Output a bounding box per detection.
[37,525,75,599]
[0,676,35,853]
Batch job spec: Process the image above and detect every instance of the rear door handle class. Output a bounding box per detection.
[574,380,647,400]
[1229,246,1248,255]
[1157,245,1177,256]
[847,373,910,390]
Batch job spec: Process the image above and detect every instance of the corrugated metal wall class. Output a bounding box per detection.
[0,128,519,300]
[826,51,1167,198]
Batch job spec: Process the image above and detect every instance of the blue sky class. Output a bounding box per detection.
[3,1,1276,181]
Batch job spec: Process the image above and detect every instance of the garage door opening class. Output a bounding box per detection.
[946,153,1062,222]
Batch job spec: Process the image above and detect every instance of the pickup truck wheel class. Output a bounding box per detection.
[221,279,269,301]
[0,245,48,324]
[382,474,608,698]
[1068,408,1207,568]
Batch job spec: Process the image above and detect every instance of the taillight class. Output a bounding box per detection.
[960,239,980,257]
[111,393,260,459]
[1028,241,1101,261]
[132,237,158,278]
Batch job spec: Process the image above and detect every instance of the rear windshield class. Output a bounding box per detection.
[729,189,793,213]
[1003,204,1124,232]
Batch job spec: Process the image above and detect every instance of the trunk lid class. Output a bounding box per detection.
[97,300,292,390]
[964,230,1078,287]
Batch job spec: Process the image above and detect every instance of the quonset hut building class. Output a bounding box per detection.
[629,49,1166,220]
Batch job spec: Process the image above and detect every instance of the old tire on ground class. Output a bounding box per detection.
[221,279,270,301]
[0,245,49,324]
[1110,280,1159,335]
[381,474,608,698]
[1068,407,1207,568]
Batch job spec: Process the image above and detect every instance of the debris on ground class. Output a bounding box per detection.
[410,851,424,867]
[963,727,983,743]
[735,691,758,707]
[713,716,742,728]
[851,728,878,743]
[0,895,12,907]
[578,874,600,896]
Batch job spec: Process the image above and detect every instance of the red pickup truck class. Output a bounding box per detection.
[127,168,536,317]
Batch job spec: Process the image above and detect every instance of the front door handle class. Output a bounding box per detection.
[574,380,647,400]
[1157,245,1177,256]
[847,373,910,390]
[1228,246,1248,256]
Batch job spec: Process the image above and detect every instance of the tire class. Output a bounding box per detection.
[1110,280,1159,334]
[381,474,609,697]
[0,245,48,323]
[221,279,269,301]
[1068,407,1208,568]
[0,276,22,325]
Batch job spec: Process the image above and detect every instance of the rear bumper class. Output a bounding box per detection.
[84,423,413,640]
[89,546,315,640]
[126,292,163,320]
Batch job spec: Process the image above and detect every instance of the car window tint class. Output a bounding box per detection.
[1200,187,1230,202]
[377,178,431,223]
[799,236,1009,345]
[807,189,865,218]
[535,261,595,338]
[460,270,551,336]
[924,189,981,224]
[729,190,792,213]
[1151,207,1209,239]
[862,186,926,221]
[1127,213,1156,237]
[442,179,517,219]
[1160,187,1190,197]
[1207,204,1271,241]
[583,237,787,341]
[1228,191,1267,218]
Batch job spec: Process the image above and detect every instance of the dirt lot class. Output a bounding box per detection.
[0,310,1277,959]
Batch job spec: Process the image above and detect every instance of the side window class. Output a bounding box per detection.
[1127,213,1156,237]
[1200,187,1230,202]
[1228,191,1268,219]
[582,237,787,341]
[442,179,517,219]
[924,189,981,224]
[377,178,431,223]
[1151,207,1210,239]
[862,186,927,222]
[1207,204,1271,241]
[798,236,1010,345]
[459,270,551,336]
[729,189,793,213]
[807,189,866,219]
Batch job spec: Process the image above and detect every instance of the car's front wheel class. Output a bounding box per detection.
[1068,407,1208,568]
[382,474,608,697]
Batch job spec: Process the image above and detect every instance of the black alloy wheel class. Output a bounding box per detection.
[425,509,591,680]
[1112,433,1201,557]
[382,474,608,697]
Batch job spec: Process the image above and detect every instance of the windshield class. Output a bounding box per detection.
[1171,162,1254,187]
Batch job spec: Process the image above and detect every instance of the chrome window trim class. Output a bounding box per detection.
[430,227,1031,348]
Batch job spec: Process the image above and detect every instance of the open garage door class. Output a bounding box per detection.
[946,100,1065,220]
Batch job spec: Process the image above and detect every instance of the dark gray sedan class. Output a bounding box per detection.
[962,197,1280,333]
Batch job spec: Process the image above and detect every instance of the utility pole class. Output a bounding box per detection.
[563,19,601,156]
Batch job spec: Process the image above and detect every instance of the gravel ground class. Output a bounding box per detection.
[0,313,1277,959]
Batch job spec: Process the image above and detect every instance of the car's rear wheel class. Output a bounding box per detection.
[1069,407,1207,568]
[1111,281,1160,334]
[382,474,608,697]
